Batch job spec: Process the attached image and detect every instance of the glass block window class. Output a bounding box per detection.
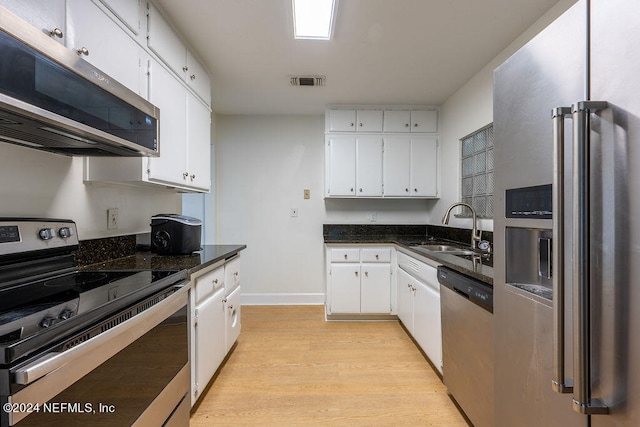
[460,124,494,218]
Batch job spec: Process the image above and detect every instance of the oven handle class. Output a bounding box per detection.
[13,283,188,386]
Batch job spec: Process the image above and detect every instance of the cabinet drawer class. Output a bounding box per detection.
[194,266,224,305]
[330,248,360,262]
[361,247,391,262]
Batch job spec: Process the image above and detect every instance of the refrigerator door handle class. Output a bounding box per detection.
[551,107,573,394]
[571,100,609,415]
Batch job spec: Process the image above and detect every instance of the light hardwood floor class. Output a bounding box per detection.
[190,305,469,426]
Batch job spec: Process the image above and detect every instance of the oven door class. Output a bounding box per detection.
[3,283,189,426]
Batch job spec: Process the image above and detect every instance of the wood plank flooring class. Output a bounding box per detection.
[190,305,469,426]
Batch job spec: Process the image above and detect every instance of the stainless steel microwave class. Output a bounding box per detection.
[0,7,160,157]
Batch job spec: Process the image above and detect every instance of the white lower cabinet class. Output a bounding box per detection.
[224,285,242,352]
[397,251,442,374]
[192,287,225,404]
[326,245,393,316]
[190,255,242,407]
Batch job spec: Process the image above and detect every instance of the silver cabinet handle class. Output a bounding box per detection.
[359,188,363,192]
[551,106,572,394]
[355,271,358,277]
[190,174,196,181]
[49,28,63,38]
[183,172,189,179]
[344,254,348,260]
[183,65,188,72]
[405,188,409,192]
[350,188,354,192]
[76,47,89,56]
[190,74,196,81]
[350,122,354,127]
[364,271,368,277]
[359,123,363,127]
[405,123,410,127]
[571,101,608,415]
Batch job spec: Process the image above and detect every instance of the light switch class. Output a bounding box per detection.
[304,189,310,199]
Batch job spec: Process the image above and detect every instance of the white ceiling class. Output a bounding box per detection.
[154,0,561,115]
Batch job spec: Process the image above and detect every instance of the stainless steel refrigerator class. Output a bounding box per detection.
[493,0,640,425]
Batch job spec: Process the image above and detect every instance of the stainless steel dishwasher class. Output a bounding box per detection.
[438,266,493,427]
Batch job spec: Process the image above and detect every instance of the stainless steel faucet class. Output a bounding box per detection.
[442,202,482,249]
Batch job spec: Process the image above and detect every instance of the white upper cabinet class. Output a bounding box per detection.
[147,2,211,106]
[186,91,212,191]
[186,50,212,105]
[98,0,141,35]
[325,105,440,198]
[0,0,66,45]
[410,110,438,132]
[328,109,383,132]
[383,109,438,133]
[356,110,383,132]
[147,58,188,185]
[66,0,142,95]
[384,136,439,198]
[325,135,383,197]
[147,2,186,77]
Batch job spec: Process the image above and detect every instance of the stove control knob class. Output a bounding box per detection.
[59,309,74,320]
[58,227,73,239]
[40,316,56,328]
[38,228,56,240]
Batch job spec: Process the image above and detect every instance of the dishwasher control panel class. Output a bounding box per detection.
[437,266,493,313]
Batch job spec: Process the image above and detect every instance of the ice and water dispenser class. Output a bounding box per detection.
[505,185,555,300]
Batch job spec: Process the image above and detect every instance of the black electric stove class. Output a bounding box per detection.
[0,219,185,366]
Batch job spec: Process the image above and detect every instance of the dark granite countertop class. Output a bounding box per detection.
[82,244,247,276]
[323,224,493,285]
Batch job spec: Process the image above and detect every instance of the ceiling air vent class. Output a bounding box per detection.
[290,76,325,87]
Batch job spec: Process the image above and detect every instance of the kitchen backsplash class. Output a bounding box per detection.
[323,224,493,246]
[74,235,137,266]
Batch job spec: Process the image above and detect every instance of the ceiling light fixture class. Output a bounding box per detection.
[292,0,338,40]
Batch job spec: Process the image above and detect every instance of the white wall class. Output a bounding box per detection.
[0,143,181,240]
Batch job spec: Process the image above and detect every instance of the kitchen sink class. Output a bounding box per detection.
[410,244,477,256]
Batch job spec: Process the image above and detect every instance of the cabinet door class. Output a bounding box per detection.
[413,280,442,374]
[383,110,411,133]
[98,0,141,35]
[356,110,383,132]
[356,136,383,196]
[186,50,211,106]
[186,93,211,191]
[360,263,391,313]
[148,59,187,185]
[147,2,187,78]
[326,136,356,196]
[396,268,414,332]
[0,0,66,45]
[329,264,361,313]
[224,286,242,352]
[410,137,438,197]
[66,0,141,94]
[193,288,226,404]
[382,137,412,196]
[410,110,438,133]
[328,109,356,132]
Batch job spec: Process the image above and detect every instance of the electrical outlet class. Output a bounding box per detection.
[290,208,298,217]
[107,208,119,230]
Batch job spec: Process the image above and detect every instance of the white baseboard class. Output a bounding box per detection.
[241,292,325,306]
